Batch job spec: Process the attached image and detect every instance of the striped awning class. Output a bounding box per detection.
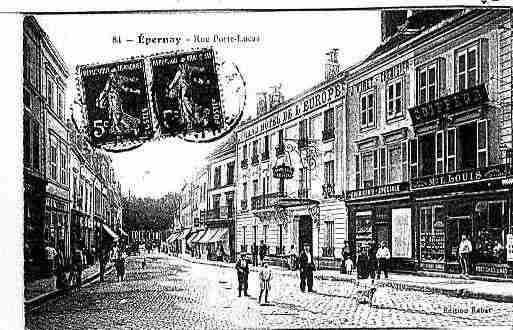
[166,232,180,243]
[197,228,218,244]
[102,224,119,241]
[210,228,229,242]
[176,228,191,240]
[190,230,207,243]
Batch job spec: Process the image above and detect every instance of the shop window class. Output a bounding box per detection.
[475,201,507,264]
[419,133,435,176]
[420,205,445,262]
[360,92,375,129]
[386,80,403,120]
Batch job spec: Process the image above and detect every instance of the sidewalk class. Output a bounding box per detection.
[25,262,113,308]
[176,253,513,303]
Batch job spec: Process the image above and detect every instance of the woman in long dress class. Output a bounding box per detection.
[258,262,272,305]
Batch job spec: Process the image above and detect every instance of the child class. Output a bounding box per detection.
[345,256,354,275]
[258,262,272,305]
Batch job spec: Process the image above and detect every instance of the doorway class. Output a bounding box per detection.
[298,215,313,251]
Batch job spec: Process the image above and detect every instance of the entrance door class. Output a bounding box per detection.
[298,215,313,251]
[375,223,390,247]
[446,216,473,262]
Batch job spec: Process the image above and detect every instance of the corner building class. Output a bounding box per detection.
[345,9,513,277]
[235,52,349,268]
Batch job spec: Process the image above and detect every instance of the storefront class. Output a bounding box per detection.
[44,195,70,260]
[346,181,415,270]
[24,175,47,278]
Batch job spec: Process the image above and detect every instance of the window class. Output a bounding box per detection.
[388,145,403,184]
[323,108,335,141]
[59,146,67,185]
[263,225,268,243]
[420,205,445,262]
[355,154,360,189]
[57,90,64,119]
[477,119,488,168]
[24,117,31,166]
[435,131,444,174]
[47,78,54,110]
[24,37,39,89]
[324,160,334,187]
[325,221,335,248]
[214,166,221,187]
[253,179,258,197]
[419,133,435,176]
[262,135,270,160]
[456,46,478,91]
[386,80,403,119]
[49,136,58,181]
[243,144,248,160]
[410,138,418,179]
[447,128,456,172]
[380,147,387,185]
[361,150,378,188]
[360,93,374,129]
[417,64,437,105]
[227,162,235,185]
[32,121,39,171]
[278,178,285,194]
[458,122,477,170]
[242,182,247,200]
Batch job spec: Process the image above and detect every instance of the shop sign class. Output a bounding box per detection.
[408,84,488,125]
[272,164,294,179]
[411,165,506,189]
[392,208,412,258]
[507,233,513,262]
[346,182,408,200]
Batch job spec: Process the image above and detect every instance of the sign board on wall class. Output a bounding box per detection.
[392,208,412,258]
[507,233,513,262]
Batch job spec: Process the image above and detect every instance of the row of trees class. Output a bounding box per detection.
[121,192,181,232]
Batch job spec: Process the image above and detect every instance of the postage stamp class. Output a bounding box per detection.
[150,48,229,140]
[77,59,153,150]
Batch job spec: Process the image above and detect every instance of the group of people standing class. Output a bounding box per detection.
[354,241,391,284]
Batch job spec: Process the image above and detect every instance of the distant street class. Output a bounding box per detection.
[26,254,513,329]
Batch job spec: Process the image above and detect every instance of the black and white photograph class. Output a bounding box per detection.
[4,1,513,329]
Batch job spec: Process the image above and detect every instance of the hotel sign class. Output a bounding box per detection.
[239,81,344,142]
[272,164,294,179]
[411,165,506,189]
[408,84,488,125]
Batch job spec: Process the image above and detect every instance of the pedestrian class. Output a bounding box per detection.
[298,245,315,292]
[115,249,127,281]
[258,262,272,305]
[251,242,258,266]
[289,245,297,271]
[459,234,473,277]
[376,241,391,279]
[235,253,250,297]
[55,249,66,289]
[368,243,378,284]
[99,247,110,283]
[345,256,354,275]
[44,242,57,277]
[356,248,369,281]
[259,240,267,265]
[71,247,84,289]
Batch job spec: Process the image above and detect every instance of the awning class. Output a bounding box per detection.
[191,230,207,243]
[102,224,119,241]
[198,228,218,244]
[210,228,229,242]
[176,228,191,240]
[186,231,200,245]
[166,232,180,243]
[119,228,129,237]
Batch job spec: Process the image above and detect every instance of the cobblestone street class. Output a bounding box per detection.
[25,255,513,329]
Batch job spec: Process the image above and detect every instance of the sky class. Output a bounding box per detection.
[35,10,381,198]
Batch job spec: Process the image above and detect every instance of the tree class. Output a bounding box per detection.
[121,192,181,232]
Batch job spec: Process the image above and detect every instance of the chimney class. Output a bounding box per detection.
[268,84,284,109]
[256,92,268,116]
[381,10,408,41]
[325,49,340,80]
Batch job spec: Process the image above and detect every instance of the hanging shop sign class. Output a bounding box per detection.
[391,208,412,258]
[272,164,294,179]
[411,164,506,189]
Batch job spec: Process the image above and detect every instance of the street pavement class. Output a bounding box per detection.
[25,254,513,329]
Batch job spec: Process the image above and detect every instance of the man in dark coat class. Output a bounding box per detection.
[259,240,268,265]
[251,242,258,266]
[298,245,315,292]
[235,253,250,297]
[368,243,379,284]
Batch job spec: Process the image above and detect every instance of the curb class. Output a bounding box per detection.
[176,254,513,303]
[25,265,114,310]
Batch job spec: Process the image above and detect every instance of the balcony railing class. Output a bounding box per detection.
[275,144,285,157]
[298,137,309,149]
[411,164,509,190]
[251,191,285,210]
[298,188,309,199]
[241,159,248,169]
[251,154,259,165]
[322,183,335,199]
[240,199,248,211]
[275,246,285,255]
[322,128,335,141]
[346,181,409,200]
[202,205,234,221]
[322,246,335,258]
[261,151,270,162]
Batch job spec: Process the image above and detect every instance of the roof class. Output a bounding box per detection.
[206,133,236,161]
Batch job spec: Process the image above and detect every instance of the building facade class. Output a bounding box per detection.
[345,9,513,277]
[235,51,348,268]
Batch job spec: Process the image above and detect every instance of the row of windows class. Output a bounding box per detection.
[48,133,67,185]
[213,162,235,188]
[359,42,483,131]
[23,115,41,173]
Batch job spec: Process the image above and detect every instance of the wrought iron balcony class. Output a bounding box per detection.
[240,199,248,211]
[322,183,335,199]
[261,151,270,162]
[298,188,309,199]
[322,128,335,141]
[347,181,409,200]
[275,246,285,255]
[241,159,248,169]
[251,154,259,165]
[251,191,285,210]
[322,246,335,258]
[203,205,234,220]
[275,144,285,157]
[410,164,509,190]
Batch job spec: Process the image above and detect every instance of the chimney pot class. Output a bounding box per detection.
[325,48,340,80]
